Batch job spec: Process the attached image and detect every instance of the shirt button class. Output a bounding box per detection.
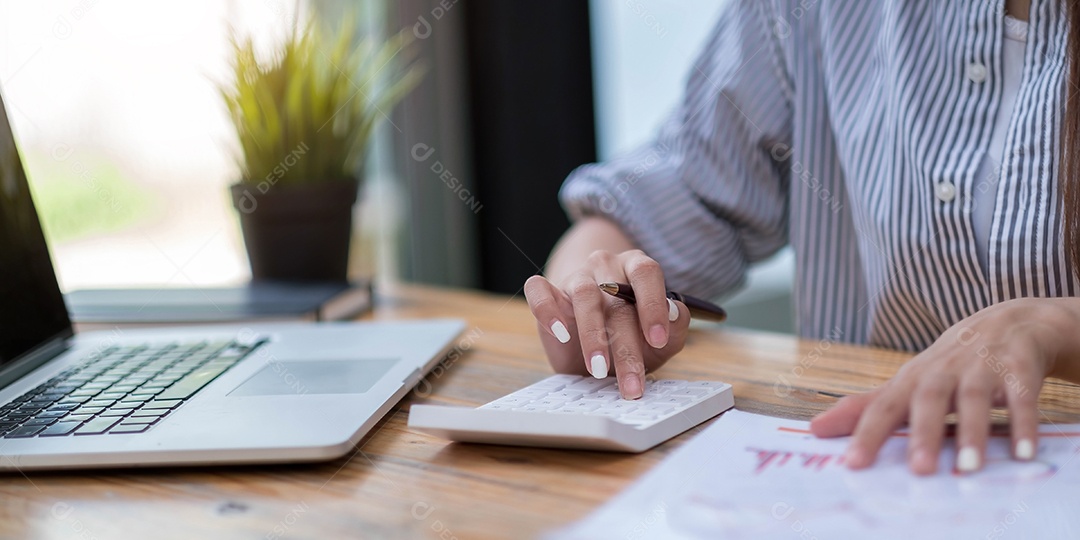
[966,62,987,83]
[935,181,957,202]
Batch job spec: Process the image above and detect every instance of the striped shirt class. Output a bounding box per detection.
[559,0,1079,351]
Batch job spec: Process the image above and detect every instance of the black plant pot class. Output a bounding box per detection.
[230,179,359,283]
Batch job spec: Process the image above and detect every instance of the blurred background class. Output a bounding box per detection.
[0,0,793,333]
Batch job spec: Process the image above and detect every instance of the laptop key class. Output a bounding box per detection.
[141,400,182,410]
[130,409,169,418]
[118,416,159,425]
[5,425,45,438]
[72,407,106,416]
[55,395,93,406]
[73,417,122,435]
[156,364,236,400]
[39,421,84,437]
[21,417,58,427]
[99,408,133,417]
[109,424,151,434]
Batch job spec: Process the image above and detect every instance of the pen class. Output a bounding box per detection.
[598,282,727,323]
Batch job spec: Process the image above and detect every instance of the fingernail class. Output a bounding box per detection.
[648,324,668,349]
[957,446,980,473]
[911,448,934,473]
[550,321,571,344]
[1016,438,1035,460]
[844,446,866,468]
[622,375,642,399]
[667,299,679,322]
[589,354,608,379]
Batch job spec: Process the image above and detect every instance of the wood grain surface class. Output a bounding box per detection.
[2,283,1079,540]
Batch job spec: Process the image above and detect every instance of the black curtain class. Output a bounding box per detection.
[463,1,597,293]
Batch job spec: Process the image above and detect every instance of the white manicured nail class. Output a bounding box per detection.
[957,446,980,472]
[667,298,679,322]
[550,321,571,344]
[1016,439,1035,460]
[590,355,608,379]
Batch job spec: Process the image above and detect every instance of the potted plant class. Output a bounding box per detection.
[220,17,422,282]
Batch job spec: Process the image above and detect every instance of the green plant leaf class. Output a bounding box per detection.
[217,10,423,187]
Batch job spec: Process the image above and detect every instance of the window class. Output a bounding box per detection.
[0,0,395,292]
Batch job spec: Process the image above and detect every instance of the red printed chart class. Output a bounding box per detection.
[551,410,1080,539]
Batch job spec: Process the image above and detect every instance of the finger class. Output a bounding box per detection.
[906,375,955,475]
[809,391,877,438]
[534,320,586,375]
[955,374,993,474]
[621,251,672,349]
[644,300,690,373]
[845,383,912,469]
[605,300,647,400]
[524,275,574,344]
[1005,368,1042,462]
[568,274,614,382]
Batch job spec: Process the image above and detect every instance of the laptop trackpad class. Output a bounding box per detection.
[228,358,398,396]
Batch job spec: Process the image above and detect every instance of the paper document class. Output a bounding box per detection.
[551,410,1080,539]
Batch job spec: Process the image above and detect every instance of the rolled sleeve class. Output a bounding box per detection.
[560,1,793,300]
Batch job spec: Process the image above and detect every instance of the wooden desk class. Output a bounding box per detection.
[4,284,1080,539]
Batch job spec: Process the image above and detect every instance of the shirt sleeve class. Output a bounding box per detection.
[559,1,794,300]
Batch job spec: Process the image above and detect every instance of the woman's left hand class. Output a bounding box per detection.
[809,298,1080,475]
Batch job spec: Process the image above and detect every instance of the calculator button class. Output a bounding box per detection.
[655,380,687,390]
[637,404,674,415]
[529,382,567,392]
[548,391,584,401]
[542,375,583,384]
[513,389,550,399]
[560,402,600,413]
[687,381,726,389]
[678,388,712,396]
[566,378,615,392]
[489,396,532,407]
[589,408,624,417]
[578,394,618,404]
[659,396,695,406]
[547,408,581,414]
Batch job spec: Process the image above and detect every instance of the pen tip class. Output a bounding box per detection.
[597,282,618,295]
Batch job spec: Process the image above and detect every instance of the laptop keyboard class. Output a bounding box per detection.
[0,339,263,439]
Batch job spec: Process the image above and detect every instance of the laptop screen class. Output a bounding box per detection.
[0,91,73,365]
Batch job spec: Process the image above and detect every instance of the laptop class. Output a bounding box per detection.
[0,88,465,471]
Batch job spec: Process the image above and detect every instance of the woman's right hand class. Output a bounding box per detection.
[523,249,690,400]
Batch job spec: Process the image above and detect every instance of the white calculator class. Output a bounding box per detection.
[407,374,734,452]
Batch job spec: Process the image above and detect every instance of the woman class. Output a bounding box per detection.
[524,0,1080,475]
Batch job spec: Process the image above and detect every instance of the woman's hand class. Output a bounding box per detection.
[523,249,689,399]
[810,298,1080,475]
